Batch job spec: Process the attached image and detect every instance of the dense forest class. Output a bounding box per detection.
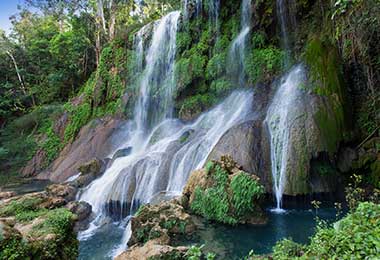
[0,0,379,259]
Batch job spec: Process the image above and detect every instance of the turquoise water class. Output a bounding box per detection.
[78,207,338,259]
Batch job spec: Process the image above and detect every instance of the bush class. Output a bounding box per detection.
[245,47,284,84]
[190,160,265,225]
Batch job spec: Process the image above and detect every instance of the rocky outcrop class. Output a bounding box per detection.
[38,116,126,182]
[128,200,196,246]
[116,199,195,260]
[21,149,48,178]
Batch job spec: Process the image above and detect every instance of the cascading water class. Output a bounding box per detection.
[78,8,255,258]
[265,65,306,212]
[228,0,252,86]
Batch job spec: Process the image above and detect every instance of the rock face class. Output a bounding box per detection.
[38,116,125,182]
[0,185,91,259]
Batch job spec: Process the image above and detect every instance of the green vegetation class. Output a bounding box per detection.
[271,202,380,259]
[0,196,46,222]
[190,160,265,225]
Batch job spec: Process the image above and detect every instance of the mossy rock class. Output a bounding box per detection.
[183,156,267,225]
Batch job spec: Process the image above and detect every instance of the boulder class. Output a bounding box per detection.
[65,201,92,231]
[46,184,77,202]
[70,158,106,188]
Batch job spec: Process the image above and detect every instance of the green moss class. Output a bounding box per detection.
[272,239,305,259]
[30,208,78,259]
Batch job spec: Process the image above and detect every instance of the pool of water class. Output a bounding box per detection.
[78,207,339,259]
[190,208,338,259]
[1,179,52,195]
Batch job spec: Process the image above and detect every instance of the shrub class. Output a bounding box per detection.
[245,47,284,84]
[271,202,380,259]
[190,160,265,225]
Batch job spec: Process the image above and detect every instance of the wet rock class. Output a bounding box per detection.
[112,147,132,161]
[70,158,106,188]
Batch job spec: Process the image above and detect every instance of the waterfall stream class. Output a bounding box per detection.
[266,65,305,212]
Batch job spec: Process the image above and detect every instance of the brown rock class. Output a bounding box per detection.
[116,240,188,260]
[21,149,47,178]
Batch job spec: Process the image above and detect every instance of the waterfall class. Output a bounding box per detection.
[228,0,252,86]
[265,65,305,212]
[78,8,254,257]
[183,0,202,19]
